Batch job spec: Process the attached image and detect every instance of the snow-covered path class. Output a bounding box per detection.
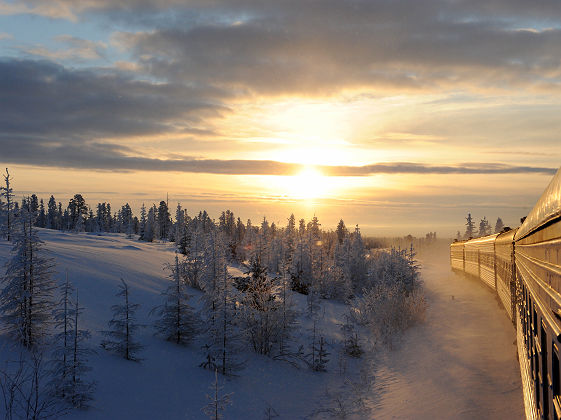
[371,247,524,419]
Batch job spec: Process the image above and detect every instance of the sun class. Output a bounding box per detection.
[274,166,330,200]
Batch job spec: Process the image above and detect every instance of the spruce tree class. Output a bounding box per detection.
[0,206,56,347]
[464,213,475,239]
[240,257,280,356]
[202,369,232,420]
[101,279,144,361]
[151,254,198,345]
[494,217,505,233]
[50,276,95,407]
[1,168,14,240]
[200,247,242,375]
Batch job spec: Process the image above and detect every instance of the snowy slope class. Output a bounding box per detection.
[0,230,363,420]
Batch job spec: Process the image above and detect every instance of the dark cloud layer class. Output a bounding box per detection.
[105,0,561,94]
[0,135,554,176]
[0,59,225,142]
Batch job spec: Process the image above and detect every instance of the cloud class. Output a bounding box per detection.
[0,59,227,142]
[6,1,561,94]
[0,134,555,176]
[104,1,561,95]
[23,35,107,62]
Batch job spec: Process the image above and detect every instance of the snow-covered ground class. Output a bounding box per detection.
[0,230,365,419]
[371,244,524,419]
[0,232,524,419]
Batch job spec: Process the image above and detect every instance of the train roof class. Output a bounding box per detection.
[516,166,561,241]
[465,233,499,245]
[495,227,518,244]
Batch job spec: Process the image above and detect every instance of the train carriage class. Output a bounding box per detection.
[450,240,466,271]
[515,167,561,420]
[495,228,517,322]
[464,234,499,290]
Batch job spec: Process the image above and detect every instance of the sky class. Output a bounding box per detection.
[1,0,560,237]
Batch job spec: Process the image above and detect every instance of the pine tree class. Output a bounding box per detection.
[37,199,46,228]
[1,168,14,240]
[200,248,242,375]
[307,319,330,372]
[173,203,185,245]
[0,206,56,347]
[101,279,144,361]
[464,213,475,239]
[336,219,347,244]
[341,314,362,358]
[478,217,491,237]
[157,201,171,241]
[151,254,198,345]
[202,369,232,420]
[139,203,147,240]
[494,217,505,233]
[143,206,156,242]
[185,225,205,289]
[240,257,280,356]
[50,276,95,407]
[276,263,298,357]
[46,196,58,230]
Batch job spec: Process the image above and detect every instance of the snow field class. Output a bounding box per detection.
[0,229,371,419]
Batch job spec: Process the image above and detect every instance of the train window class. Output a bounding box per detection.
[534,308,538,337]
[536,346,541,415]
[553,344,561,420]
[541,325,549,419]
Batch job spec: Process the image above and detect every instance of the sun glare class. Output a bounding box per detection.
[270,167,330,201]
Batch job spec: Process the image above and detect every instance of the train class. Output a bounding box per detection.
[450,167,561,420]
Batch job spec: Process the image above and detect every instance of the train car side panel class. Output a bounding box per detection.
[450,241,466,272]
[464,234,498,290]
[496,229,517,322]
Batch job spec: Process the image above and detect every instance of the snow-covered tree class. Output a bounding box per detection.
[138,203,147,240]
[336,219,347,244]
[50,276,95,408]
[494,217,505,233]
[172,203,185,245]
[101,279,144,361]
[464,213,475,239]
[74,213,85,233]
[157,200,171,241]
[202,369,232,420]
[307,320,329,372]
[143,205,157,242]
[46,196,58,230]
[239,257,281,356]
[0,207,56,347]
[200,243,242,375]
[348,225,368,291]
[478,216,491,237]
[0,348,68,419]
[151,254,198,345]
[276,264,298,357]
[1,168,14,241]
[351,248,426,347]
[341,314,363,358]
[291,236,311,294]
[68,194,88,232]
[184,225,206,290]
[37,199,46,228]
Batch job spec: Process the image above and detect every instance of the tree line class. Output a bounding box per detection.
[456,213,507,240]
